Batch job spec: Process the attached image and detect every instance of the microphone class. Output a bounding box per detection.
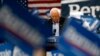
[53,29,56,36]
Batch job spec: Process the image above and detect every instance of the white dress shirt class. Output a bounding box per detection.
[52,23,59,36]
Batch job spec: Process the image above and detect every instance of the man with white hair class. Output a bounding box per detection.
[47,8,65,36]
[45,8,65,51]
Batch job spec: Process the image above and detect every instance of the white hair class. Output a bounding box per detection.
[50,8,61,16]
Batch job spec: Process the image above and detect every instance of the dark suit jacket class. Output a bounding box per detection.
[45,17,65,36]
[44,17,65,51]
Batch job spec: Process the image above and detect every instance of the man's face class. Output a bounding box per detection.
[50,9,60,23]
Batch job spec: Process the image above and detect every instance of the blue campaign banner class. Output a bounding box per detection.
[68,16,100,37]
[0,41,31,56]
[57,18,100,56]
[0,0,52,55]
[4,30,33,55]
[2,0,51,38]
[46,49,65,56]
[0,28,32,56]
[0,41,14,56]
[57,36,87,56]
[61,0,100,20]
[0,27,33,55]
[0,5,44,47]
[81,16,99,31]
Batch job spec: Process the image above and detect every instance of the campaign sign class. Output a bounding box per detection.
[57,18,100,56]
[61,0,100,19]
[0,0,52,49]
[13,46,30,56]
[81,16,99,31]
[0,4,49,55]
[0,41,31,56]
[46,50,65,56]
[0,41,14,56]
[0,0,52,55]
[57,36,88,56]
[0,28,32,56]
[68,16,100,37]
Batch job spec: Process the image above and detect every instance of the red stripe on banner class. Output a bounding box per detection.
[0,24,33,47]
[64,38,94,56]
[28,7,61,10]
[28,1,61,4]
[28,0,61,1]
